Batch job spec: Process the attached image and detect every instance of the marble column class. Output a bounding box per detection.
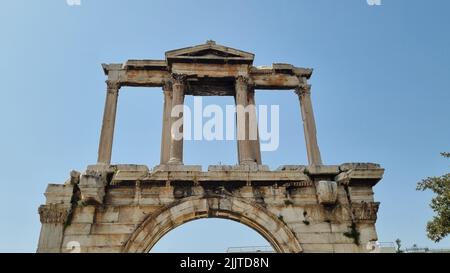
[235,76,256,165]
[295,79,322,166]
[168,74,186,165]
[97,80,120,164]
[160,82,173,164]
[247,88,262,164]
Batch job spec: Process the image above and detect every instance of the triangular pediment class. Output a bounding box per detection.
[166,41,254,64]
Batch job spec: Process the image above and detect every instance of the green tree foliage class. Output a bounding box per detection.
[416,153,450,242]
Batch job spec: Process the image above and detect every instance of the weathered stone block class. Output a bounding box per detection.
[153,164,202,172]
[64,170,81,185]
[358,224,378,243]
[300,243,334,253]
[296,232,334,244]
[86,164,114,172]
[118,205,153,223]
[62,234,129,248]
[64,223,92,235]
[306,165,340,175]
[37,223,65,253]
[315,180,338,205]
[71,206,96,224]
[79,170,108,205]
[91,223,137,235]
[276,165,307,172]
[348,186,375,202]
[339,163,381,172]
[289,222,332,233]
[85,246,123,253]
[95,207,120,223]
[333,243,360,253]
[115,164,149,172]
[338,163,385,186]
[44,184,74,205]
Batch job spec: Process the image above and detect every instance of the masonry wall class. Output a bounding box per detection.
[37,163,383,253]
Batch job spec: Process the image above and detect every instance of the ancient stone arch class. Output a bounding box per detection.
[37,41,384,253]
[123,195,302,253]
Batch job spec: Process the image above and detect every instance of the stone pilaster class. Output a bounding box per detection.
[168,74,186,165]
[97,80,120,165]
[295,79,322,166]
[37,183,75,253]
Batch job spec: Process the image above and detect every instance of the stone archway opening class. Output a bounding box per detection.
[150,218,274,253]
[123,196,303,253]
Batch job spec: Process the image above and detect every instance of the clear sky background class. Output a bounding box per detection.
[0,0,449,252]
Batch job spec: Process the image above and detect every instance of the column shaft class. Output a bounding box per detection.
[97,80,120,164]
[247,88,262,164]
[160,83,173,164]
[296,82,322,165]
[168,75,185,164]
[235,76,255,165]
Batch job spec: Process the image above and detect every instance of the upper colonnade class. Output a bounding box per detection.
[98,41,322,167]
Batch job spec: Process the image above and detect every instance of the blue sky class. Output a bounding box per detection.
[1,0,449,252]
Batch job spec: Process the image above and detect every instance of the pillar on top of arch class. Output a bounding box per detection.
[295,77,323,166]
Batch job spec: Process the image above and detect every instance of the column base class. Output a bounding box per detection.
[167,158,183,165]
[239,160,258,166]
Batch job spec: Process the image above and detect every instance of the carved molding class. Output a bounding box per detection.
[284,181,313,188]
[38,204,70,224]
[352,202,380,222]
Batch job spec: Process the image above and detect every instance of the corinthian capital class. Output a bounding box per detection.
[106,80,121,92]
[170,73,187,86]
[351,202,380,223]
[235,75,249,86]
[294,75,312,97]
[38,204,70,224]
[294,84,311,97]
[162,79,173,93]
